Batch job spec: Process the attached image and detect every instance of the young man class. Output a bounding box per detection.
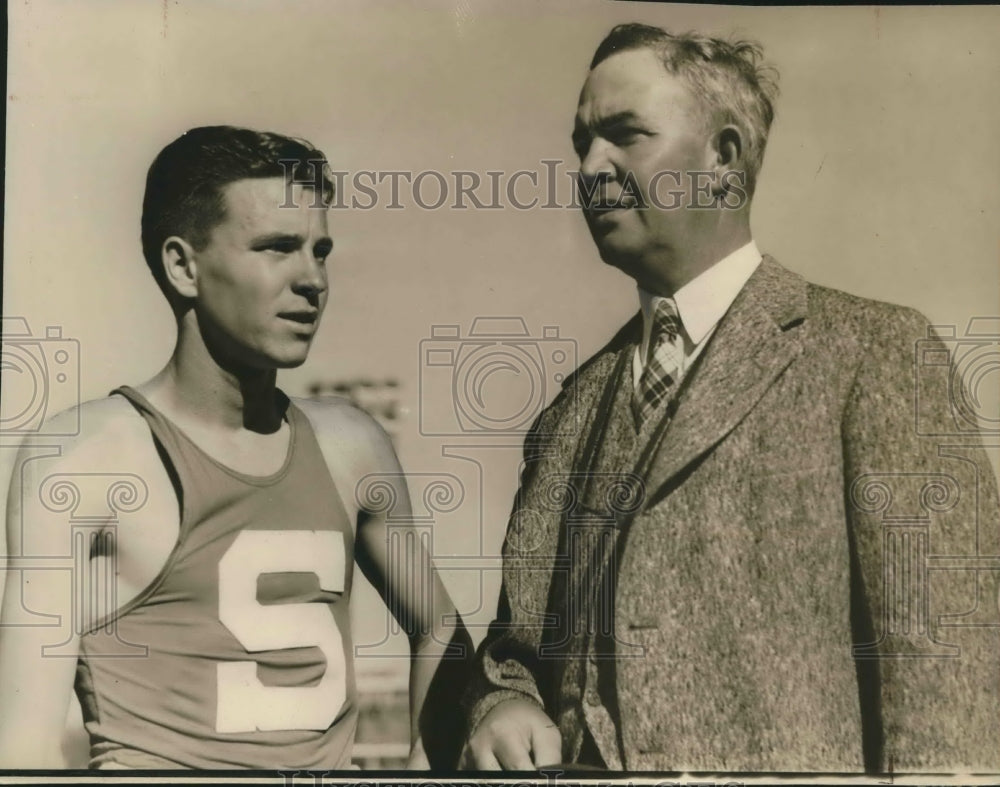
[0,126,469,769]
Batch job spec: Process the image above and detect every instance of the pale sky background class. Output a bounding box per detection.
[4,0,999,700]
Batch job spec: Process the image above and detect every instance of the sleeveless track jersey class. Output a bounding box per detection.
[74,386,359,769]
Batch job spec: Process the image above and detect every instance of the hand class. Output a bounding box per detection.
[460,697,562,770]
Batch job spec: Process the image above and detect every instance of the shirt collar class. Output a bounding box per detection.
[638,240,762,349]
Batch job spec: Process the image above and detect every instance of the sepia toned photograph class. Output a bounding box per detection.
[1,1,998,783]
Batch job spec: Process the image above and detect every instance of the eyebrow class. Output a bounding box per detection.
[572,110,644,142]
[250,232,333,251]
[250,232,304,247]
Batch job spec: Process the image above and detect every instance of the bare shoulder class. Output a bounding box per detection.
[11,395,151,481]
[5,395,160,556]
[292,395,401,479]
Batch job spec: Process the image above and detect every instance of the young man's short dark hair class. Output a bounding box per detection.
[140,125,336,301]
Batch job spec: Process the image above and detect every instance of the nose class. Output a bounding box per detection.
[578,138,617,203]
[291,250,328,300]
[579,137,616,181]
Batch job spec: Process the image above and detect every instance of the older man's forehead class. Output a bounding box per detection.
[576,48,688,124]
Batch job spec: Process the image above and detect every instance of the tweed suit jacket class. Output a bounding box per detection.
[463,256,1000,773]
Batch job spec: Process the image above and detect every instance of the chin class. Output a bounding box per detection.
[249,342,312,370]
[270,352,310,369]
[596,242,646,280]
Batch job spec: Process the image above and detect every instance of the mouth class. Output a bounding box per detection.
[278,311,319,330]
[585,196,639,218]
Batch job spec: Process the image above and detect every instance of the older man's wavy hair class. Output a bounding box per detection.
[591,23,780,197]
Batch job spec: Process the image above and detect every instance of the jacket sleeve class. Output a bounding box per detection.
[461,401,573,737]
[842,306,1000,772]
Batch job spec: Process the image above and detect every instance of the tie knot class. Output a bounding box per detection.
[652,298,681,344]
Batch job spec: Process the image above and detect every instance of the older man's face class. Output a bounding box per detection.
[573,48,714,284]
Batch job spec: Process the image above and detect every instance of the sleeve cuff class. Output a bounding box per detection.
[467,688,546,736]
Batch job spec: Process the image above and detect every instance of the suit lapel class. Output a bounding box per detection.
[563,312,642,466]
[639,257,808,507]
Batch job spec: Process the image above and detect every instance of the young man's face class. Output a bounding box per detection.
[192,177,332,370]
[573,48,714,284]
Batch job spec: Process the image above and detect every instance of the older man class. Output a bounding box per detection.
[462,23,999,773]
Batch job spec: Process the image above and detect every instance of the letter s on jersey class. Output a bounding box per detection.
[216,530,346,733]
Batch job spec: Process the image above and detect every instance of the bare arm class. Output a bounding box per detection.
[354,464,473,769]
[298,399,474,769]
[0,433,80,766]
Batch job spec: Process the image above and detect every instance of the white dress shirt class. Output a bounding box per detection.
[632,241,762,389]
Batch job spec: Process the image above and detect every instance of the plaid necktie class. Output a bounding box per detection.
[633,297,684,426]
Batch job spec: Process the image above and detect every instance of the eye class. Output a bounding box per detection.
[254,239,299,255]
[314,240,334,262]
[608,127,644,146]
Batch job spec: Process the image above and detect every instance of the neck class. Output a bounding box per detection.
[142,313,283,434]
[638,214,752,296]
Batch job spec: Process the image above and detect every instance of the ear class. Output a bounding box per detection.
[160,235,200,300]
[711,124,746,197]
